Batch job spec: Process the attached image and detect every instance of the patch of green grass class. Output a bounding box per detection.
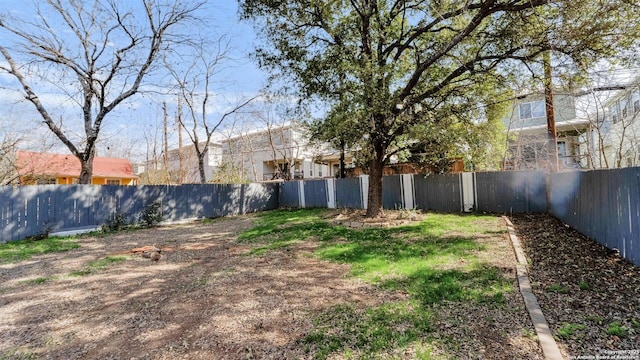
[239,208,335,254]
[88,255,128,269]
[69,255,128,277]
[547,283,570,294]
[0,236,80,264]
[521,327,537,340]
[586,314,604,325]
[557,323,586,338]
[415,343,437,360]
[578,280,590,290]
[302,301,432,360]
[19,276,53,285]
[606,321,627,337]
[380,265,511,306]
[241,209,512,358]
[69,269,93,277]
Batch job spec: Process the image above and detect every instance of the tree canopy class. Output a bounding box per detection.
[241,0,640,217]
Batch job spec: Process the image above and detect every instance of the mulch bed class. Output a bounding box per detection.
[510,213,640,359]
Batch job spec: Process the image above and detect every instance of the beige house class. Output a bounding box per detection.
[220,123,332,182]
[154,122,350,183]
[503,92,589,170]
[580,78,640,169]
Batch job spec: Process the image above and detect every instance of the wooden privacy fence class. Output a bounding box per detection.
[281,169,639,266]
[282,171,548,214]
[2,169,639,266]
[0,183,279,243]
[550,168,640,266]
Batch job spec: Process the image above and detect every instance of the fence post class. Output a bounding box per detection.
[298,180,306,208]
[401,174,415,210]
[461,172,476,212]
[360,175,369,209]
[326,178,336,209]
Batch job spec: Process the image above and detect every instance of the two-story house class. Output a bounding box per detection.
[154,122,343,183]
[220,123,331,182]
[580,77,640,169]
[164,142,223,183]
[502,92,590,170]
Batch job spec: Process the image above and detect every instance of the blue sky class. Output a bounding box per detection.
[0,0,271,161]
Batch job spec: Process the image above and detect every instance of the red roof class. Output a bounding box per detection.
[16,150,138,179]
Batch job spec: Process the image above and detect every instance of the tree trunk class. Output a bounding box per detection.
[198,154,206,184]
[365,141,385,218]
[339,139,346,178]
[77,148,95,184]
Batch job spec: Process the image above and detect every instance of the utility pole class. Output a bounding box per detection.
[543,47,559,173]
[163,101,170,184]
[177,95,184,184]
[339,138,346,178]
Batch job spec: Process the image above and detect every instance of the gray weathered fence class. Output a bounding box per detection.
[550,168,640,265]
[413,173,464,212]
[3,168,639,266]
[475,171,547,213]
[0,183,279,243]
[283,171,546,214]
[335,177,365,209]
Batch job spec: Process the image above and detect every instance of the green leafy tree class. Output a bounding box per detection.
[241,0,640,217]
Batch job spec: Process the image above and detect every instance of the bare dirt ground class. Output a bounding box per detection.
[0,210,546,360]
[0,216,388,359]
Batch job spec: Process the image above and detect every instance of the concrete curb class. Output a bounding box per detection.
[504,216,564,360]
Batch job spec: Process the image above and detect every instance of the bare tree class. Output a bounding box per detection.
[0,133,20,185]
[165,36,257,183]
[140,115,171,185]
[0,0,203,183]
[574,75,640,169]
[253,96,306,180]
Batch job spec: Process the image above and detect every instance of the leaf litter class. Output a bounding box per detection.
[510,213,640,359]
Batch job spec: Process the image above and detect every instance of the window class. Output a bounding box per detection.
[610,102,620,124]
[106,179,121,185]
[36,177,56,185]
[632,89,640,114]
[620,96,629,119]
[518,101,545,119]
[557,141,567,157]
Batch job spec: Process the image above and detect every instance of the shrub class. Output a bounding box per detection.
[140,201,162,228]
[102,213,127,233]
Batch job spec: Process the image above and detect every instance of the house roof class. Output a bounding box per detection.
[220,121,300,143]
[511,118,591,134]
[16,150,138,179]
